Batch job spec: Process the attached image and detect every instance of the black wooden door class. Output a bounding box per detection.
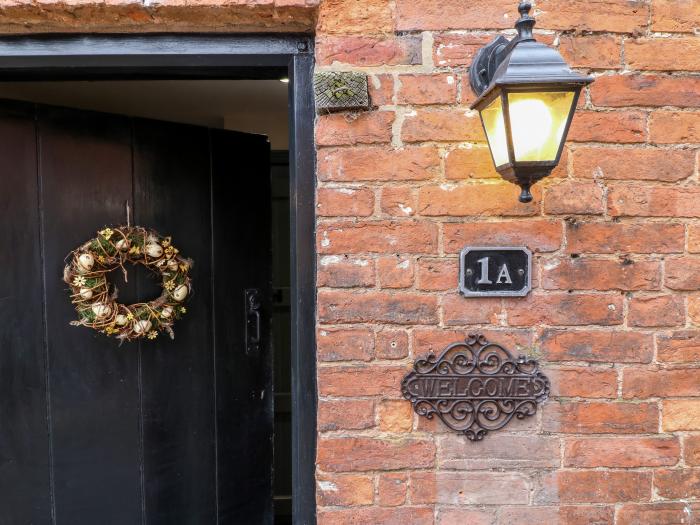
[0,99,273,524]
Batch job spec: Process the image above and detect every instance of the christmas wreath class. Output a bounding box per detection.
[63,226,192,342]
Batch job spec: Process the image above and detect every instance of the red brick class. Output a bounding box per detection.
[411,471,529,505]
[540,329,653,363]
[658,331,700,363]
[316,111,393,146]
[559,34,622,69]
[543,181,604,215]
[377,399,412,432]
[623,367,700,398]
[368,73,394,106]
[591,74,700,108]
[318,220,438,254]
[318,400,375,432]
[318,365,407,398]
[689,226,700,253]
[316,34,422,67]
[685,435,700,466]
[617,503,693,525]
[663,400,700,431]
[318,507,433,525]
[317,437,435,472]
[417,183,540,217]
[608,186,700,217]
[690,294,700,324]
[402,108,482,143]
[317,327,374,362]
[505,293,623,327]
[376,256,413,289]
[499,506,614,525]
[440,295,501,326]
[396,0,514,31]
[318,146,440,182]
[413,328,532,356]
[0,3,319,34]
[572,147,695,182]
[654,468,700,499]
[317,187,374,217]
[318,256,375,288]
[566,222,684,254]
[316,474,374,506]
[543,471,652,504]
[549,367,617,398]
[626,37,700,71]
[445,146,499,180]
[444,220,562,254]
[666,257,700,290]
[542,401,658,434]
[542,258,660,291]
[397,73,457,105]
[438,508,494,525]
[318,290,438,324]
[564,437,680,467]
[651,0,700,32]
[432,33,498,67]
[438,434,560,470]
[317,0,393,35]
[629,295,685,327]
[650,111,700,143]
[377,472,407,506]
[375,329,408,360]
[380,186,416,217]
[417,258,457,291]
[536,0,649,33]
[568,111,646,143]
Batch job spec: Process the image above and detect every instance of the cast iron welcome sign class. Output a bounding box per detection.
[402,334,549,441]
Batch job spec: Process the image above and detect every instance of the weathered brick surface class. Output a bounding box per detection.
[28,0,697,521]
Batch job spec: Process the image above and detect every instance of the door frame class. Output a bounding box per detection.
[0,34,317,525]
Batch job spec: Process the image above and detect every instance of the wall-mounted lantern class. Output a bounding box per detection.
[469,1,593,203]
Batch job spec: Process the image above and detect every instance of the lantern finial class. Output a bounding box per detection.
[515,1,535,40]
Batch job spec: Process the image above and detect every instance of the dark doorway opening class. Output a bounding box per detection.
[0,35,316,525]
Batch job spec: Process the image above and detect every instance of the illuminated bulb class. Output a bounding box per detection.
[509,98,552,160]
[279,77,290,83]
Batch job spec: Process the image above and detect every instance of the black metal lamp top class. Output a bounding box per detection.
[469,1,594,203]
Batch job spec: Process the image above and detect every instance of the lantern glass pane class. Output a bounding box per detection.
[480,95,509,167]
[506,91,575,162]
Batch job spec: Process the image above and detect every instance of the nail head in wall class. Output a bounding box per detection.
[314,71,370,114]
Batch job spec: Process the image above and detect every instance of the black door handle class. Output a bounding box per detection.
[245,289,261,354]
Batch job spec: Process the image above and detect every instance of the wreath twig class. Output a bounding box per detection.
[63,226,192,342]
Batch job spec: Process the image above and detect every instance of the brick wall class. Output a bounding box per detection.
[314,1,700,523]
[4,0,698,522]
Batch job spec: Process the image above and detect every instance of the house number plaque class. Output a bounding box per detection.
[402,334,550,441]
[459,246,531,297]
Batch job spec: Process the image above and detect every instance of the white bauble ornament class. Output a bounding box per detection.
[161,306,173,319]
[172,284,188,302]
[79,287,93,300]
[91,302,111,318]
[115,314,128,326]
[77,253,94,273]
[115,238,130,251]
[133,320,152,334]
[145,243,163,258]
[166,259,178,272]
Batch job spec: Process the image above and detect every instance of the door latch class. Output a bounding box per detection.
[245,289,261,354]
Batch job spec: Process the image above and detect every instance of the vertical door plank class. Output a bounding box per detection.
[133,119,217,523]
[38,106,142,524]
[0,101,52,524]
[211,130,273,524]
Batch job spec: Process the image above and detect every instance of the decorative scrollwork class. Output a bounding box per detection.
[402,334,550,441]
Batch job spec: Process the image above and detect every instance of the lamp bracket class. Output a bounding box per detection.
[468,35,509,97]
